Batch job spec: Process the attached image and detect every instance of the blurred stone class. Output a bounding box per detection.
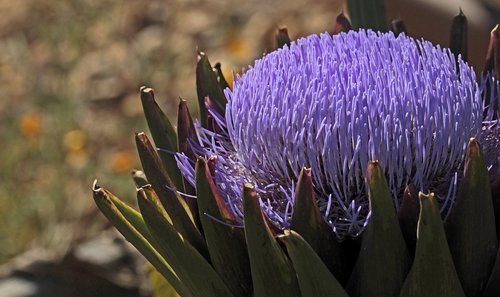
[175,9,215,35]
[0,1,33,37]
[133,26,165,59]
[0,277,37,297]
[88,76,124,102]
[70,43,139,104]
[121,92,143,118]
[0,231,150,297]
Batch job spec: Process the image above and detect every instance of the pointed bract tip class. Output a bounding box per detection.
[367,160,380,177]
[492,24,499,35]
[92,182,111,205]
[390,18,407,36]
[334,12,352,34]
[418,192,438,214]
[467,137,481,154]
[135,131,146,138]
[143,184,154,191]
[418,191,432,202]
[244,183,255,190]
[140,86,154,94]
[301,167,312,176]
[136,184,154,195]
[278,27,288,33]
[136,187,146,198]
[276,27,291,48]
[92,179,100,191]
[197,51,206,61]
[417,192,438,221]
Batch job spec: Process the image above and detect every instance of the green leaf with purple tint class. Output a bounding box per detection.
[243,184,300,297]
[195,157,252,297]
[140,87,183,189]
[196,52,227,126]
[400,193,465,297]
[138,188,234,297]
[346,161,410,297]
[446,138,498,296]
[92,182,190,297]
[282,230,349,297]
[135,132,207,257]
[290,167,349,284]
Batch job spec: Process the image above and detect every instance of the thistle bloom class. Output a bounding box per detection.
[177,30,496,237]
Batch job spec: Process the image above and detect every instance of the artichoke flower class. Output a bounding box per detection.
[93,6,500,297]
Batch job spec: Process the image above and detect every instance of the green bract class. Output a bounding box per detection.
[93,6,500,297]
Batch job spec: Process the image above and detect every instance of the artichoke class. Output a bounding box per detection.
[93,4,500,297]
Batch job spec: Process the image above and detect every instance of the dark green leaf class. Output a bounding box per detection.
[483,24,500,79]
[346,161,410,297]
[196,52,227,127]
[449,9,468,63]
[105,186,156,245]
[140,87,183,189]
[137,188,234,297]
[135,132,208,258]
[346,0,387,32]
[400,193,465,297]
[334,12,352,34]
[493,178,500,239]
[276,27,291,49]
[243,184,300,297]
[177,98,196,162]
[446,138,498,296]
[290,167,348,284]
[398,184,419,257]
[213,62,230,91]
[195,157,252,297]
[282,230,349,297]
[177,98,200,227]
[481,227,500,296]
[390,18,407,36]
[92,181,190,297]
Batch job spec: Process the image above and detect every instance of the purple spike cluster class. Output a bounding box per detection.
[177,30,491,237]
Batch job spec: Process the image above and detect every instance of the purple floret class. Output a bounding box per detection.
[177,30,493,237]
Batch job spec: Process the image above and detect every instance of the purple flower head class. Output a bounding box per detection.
[177,30,499,237]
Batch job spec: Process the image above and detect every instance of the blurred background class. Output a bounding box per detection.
[0,0,498,296]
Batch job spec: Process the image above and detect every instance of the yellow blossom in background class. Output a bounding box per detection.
[63,129,86,151]
[63,129,88,169]
[221,63,234,90]
[227,37,249,61]
[111,150,136,173]
[19,112,41,140]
